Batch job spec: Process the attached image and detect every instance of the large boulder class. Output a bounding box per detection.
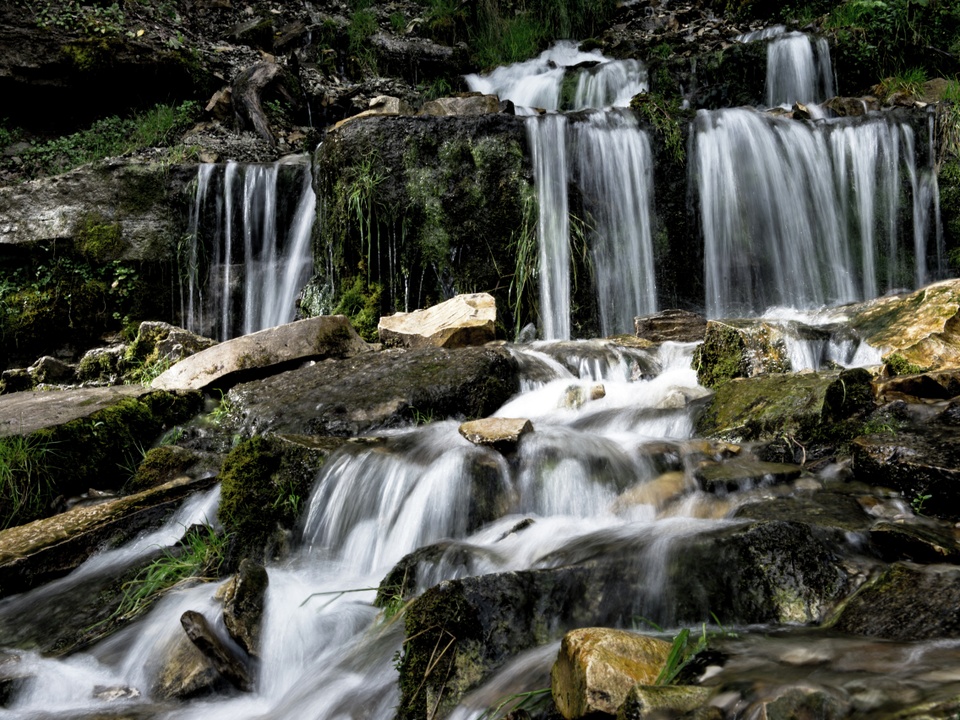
[418,94,504,117]
[634,309,707,343]
[551,628,672,719]
[229,345,521,437]
[220,559,269,658]
[151,315,371,392]
[849,279,960,371]
[378,293,497,349]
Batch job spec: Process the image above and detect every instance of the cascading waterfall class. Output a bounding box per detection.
[766,31,834,107]
[181,156,316,341]
[696,107,941,317]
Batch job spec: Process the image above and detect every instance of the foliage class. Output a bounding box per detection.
[0,432,57,529]
[333,272,383,342]
[109,524,227,624]
[875,67,928,101]
[884,352,930,375]
[631,92,687,165]
[9,101,198,179]
[509,188,540,338]
[477,688,552,719]
[33,1,125,35]
[911,489,932,515]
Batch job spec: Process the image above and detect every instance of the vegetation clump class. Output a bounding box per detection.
[0,432,57,529]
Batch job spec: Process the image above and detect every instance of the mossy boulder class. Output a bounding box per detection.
[695,368,874,447]
[127,445,209,494]
[217,434,344,567]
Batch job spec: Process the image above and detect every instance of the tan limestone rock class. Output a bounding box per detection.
[551,627,672,719]
[459,417,533,453]
[378,293,496,349]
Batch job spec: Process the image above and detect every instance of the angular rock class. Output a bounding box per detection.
[369,32,468,84]
[459,418,533,454]
[822,96,876,117]
[693,319,828,389]
[734,492,872,533]
[613,471,690,512]
[76,344,126,384]
[230,345,520,437]
[618,684,714,719]
[695,459,802,494]
[634,308,707,343]
[378,293,497,349]
[868,521,960,564]
[0,474,217,598]
[181,610,252,692]
[852,427,960,520]
[332,94,414,130]
[221,559,269,658]
[151,315,370,392]
[551,628,671,718]
[27,356,75,385]
[132,321,217,365]
[418,94,503,117]
[696,368,873,443]
[830,562,960,640]
[875,368,960,403]
[850,279,960,371]
[0,369,32,395]
[741,685,850,720]
[154,629,225,701]
[0,385,148,437]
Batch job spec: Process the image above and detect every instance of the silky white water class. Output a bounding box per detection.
[181,156,316,340]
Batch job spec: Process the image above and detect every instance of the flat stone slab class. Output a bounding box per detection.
[378,293,496,349]
[0,385,150,437]
[152,315,371,391]
[0,474,217,597]
[458,417,532,453]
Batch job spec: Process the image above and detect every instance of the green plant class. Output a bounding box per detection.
[509,189,540,338]
[0,432,57,529]
[911,489,932,515]
[631,92,686,164]
[477,688,552,720]
[885,352,929,375]
[209,391,235,425]
[109,524,227,623]
[34,1,124,35]
[390,11,407,33]
[876,67,928,101]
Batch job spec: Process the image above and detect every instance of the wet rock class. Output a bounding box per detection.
[868,521,960,564]
[875,368,960,403]
[613,471,690,512]
[696,368,874,444]
[734,492,872,533]
[92,684,141,701]
[551,627,671,718]
[130,321,217,367]
[27,356,75,385]
[230,345,520,437]
[852,427,960,520]
[369,32,468,84]
[561,383,607,409]
[617,684,714,719]
[76,345,126,384]
[741,685,850,720]
[127,445,209,493]
[830,563,960,640]
[849,279,960,371]
[398,520,852,718]
[418,94,503,117]
[693,319,828,389]
[822,96,876,117]
[378,293,497,349]
[695,459,802,494]
[634,308,707,343]
[0,368,32,395]
[181,610,252,692]
[154,628,226,700]
[152,315,371,392]
[0,474,217,598]
[459,418,533,454]
[221,559,269,658]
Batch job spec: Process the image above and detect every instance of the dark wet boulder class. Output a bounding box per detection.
[180,610,252,692]
[852,426,960,520]
[220,559,269,658]
[868,521,960,564]
[229,345,521,437]
[397,520,854,719]
[695,459,802,494]
[617,684,715,720]
[734,491,873,533]
[738,684,851,720]
[829,563,960,640]
[874,368,960,403]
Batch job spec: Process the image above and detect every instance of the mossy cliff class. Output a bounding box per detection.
[311,114,536,340]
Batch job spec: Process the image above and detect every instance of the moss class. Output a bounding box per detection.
[630,92,688,164]
[693,323,749,389]
[333,274,382,342]
[75,212,124,262]
[217,435,328,568]
[884,352,930,376]
[126,445,200,493]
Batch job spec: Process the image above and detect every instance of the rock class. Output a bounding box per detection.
[550,628,672,718]
[613,471,690,512]
[459,418,533,454]
[227,16,274,51]
[829,563,960,640]
[221,559,269,658]
[131,321,217,366]
[378,293,497,349]
[734,492,872,533]
[331,94,414,130]
[693,319,828,389]
[875,368,960,403]
[560,383,607,409]
[180,610,252,692]
[76,345,126,384]
[741,685,850,720]
[229,345,520,437]
[634,309,707,343]
[0,369,33,395]
[369,33,468,84]
[398,520,852,718]
[154,628,225,700]
[822,96,875,117]
[696,368,874,444]
[868,521,960,564]
[617,684,714,719]
[418,94,503,117]
[850,279,960,371]
[853,427,960,520]
[151,315,370,392]
[0,474,217,598]
[27,356,75,385]
[92,685,141,701]
[127,445,208,493]
[695,459,802,494]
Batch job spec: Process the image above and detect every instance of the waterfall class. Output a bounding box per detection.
[696,108,939,317]
[181,156,316,340]
[766,32,834,107]
[465,40,648,113]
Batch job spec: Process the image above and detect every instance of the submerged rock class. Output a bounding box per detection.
[221,559,269,658]
[378,293,497,349]
[550,627,671,718]
[618,684,715,719]
[230,345,521,437]
[634,308,707,343]
[152,315,371,392]
[695,458,802,494]
[458,417,533,454]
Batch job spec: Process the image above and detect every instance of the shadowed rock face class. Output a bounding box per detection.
[229,345,521,437]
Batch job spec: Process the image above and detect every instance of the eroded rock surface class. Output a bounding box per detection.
[378,293,497,349]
